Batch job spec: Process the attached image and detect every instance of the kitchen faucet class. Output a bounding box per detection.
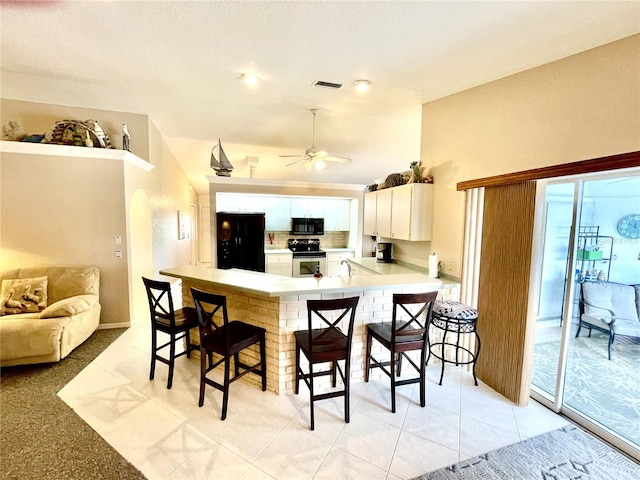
[340,259,352,277]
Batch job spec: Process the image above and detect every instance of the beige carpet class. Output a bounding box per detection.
[0,329,146,480]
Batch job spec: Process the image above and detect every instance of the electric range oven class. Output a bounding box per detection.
[288,238,327,277]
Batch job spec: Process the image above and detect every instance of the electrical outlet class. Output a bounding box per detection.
[448,260,454,272]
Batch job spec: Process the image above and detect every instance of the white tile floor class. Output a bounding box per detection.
[58,325,570,480]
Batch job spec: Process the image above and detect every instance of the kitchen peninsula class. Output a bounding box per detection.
[160,265,460,394]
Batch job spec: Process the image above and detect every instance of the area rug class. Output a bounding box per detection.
[412,425,639,480]
[0,329,146,480]
[532,331,640,446]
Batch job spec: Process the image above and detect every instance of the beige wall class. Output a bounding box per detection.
[1,152,131,326]
[1,100,198,326]
[422,34,640,277]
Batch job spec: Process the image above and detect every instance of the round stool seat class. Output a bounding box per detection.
[433,300,478,320]
[427,300,481,386]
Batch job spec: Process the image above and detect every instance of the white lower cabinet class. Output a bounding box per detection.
[348,263,373,276]
[265,252,293,276]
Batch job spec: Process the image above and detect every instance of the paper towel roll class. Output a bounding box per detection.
[429,253,439,278]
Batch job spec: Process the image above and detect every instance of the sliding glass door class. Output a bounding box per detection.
[531,172,640,459]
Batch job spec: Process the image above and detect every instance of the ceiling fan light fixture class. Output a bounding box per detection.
[240,73,258,86]
[314,159,328,170]
[354,79,371,92]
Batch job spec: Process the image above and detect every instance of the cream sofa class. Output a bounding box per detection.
[0,266,101,367]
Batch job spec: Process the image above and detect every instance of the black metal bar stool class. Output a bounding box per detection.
[426,300,480,386]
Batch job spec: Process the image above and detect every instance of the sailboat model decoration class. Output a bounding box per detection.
[210,139,234,177]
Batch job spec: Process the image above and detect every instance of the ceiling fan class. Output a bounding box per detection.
[280,109,352,170]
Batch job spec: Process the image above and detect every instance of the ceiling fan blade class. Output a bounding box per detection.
[279,109,350,166]
[286,158,307,167]
[325,155,352,164]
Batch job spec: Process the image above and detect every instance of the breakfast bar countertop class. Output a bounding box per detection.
[159,264,443,297]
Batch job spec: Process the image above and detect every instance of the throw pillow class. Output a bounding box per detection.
[0,276,48,315]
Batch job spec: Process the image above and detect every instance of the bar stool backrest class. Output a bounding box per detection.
[143,277,178,327]
[392,291,438,348]
[306,296,359,356]
[191,289,231,349]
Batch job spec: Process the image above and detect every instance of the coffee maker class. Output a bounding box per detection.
[376,242,393,263]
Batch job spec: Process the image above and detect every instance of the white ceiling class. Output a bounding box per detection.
[1,1,639,194]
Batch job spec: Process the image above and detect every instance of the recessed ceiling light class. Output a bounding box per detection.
[241,73,258,86]
[354,79,371,92]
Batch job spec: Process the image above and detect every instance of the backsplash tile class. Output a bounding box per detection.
[264,231,349,249]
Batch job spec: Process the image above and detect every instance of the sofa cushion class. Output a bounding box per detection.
[0,312,42,321]
[1,266,100,304]
[40,294,98,318]
[0,276,48,315]
[0,316,71,363]
[582,282,638,322]
[48,267,100,303]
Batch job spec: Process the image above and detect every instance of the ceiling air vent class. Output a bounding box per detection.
[313,80,343,90]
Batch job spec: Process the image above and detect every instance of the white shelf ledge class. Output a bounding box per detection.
[207,174,365,191]
[0,140,153,172]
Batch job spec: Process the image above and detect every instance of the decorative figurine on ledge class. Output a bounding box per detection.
[44,120,114,148]
[2,121,26,141]
[409,161,424,183]
[122,123,131,151]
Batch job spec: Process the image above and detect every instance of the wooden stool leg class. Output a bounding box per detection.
[365,331,372,382]
[260,335,267,391]
[186,329,193,358]
[295,344,300,395]
[167,333,176,389]
[150,329,157,380]
[221,357,231,421]
[309,362,315,431]
[391,350,397,414]
[419,348,428,407]
[344,358,351,423]
[198,348,207,407]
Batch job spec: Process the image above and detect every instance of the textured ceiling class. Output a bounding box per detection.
[1,1,639,194]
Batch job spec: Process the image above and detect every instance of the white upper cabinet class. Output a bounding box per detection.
[362,184,433,241]
[364,188,392,237]
[263,196,291,231]
[363,191,378,236]
[290,197,325,218]
[375,189,393,238]
[324,198,351,231]
[216,193,263,213]
[216,193,352,232]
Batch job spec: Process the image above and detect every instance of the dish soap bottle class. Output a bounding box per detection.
[314,265,323,279]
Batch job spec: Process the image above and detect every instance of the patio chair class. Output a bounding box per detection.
[576,281,640,360]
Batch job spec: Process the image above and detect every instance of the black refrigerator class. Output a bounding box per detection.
[216,212,265,272]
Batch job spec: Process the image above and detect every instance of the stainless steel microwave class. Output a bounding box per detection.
[290,217,324,235]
